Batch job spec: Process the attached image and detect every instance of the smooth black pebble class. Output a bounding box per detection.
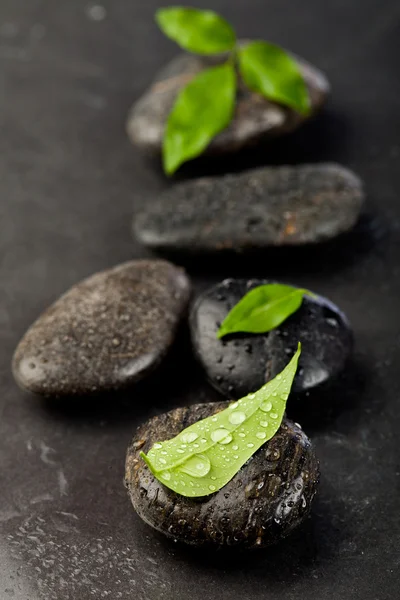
[12,260,191,397]
[134,164,364,254]
[125,401,319,549]
[189,279,353,398]
[127,48,329,157]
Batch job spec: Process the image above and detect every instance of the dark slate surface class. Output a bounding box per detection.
[0,1,399,599]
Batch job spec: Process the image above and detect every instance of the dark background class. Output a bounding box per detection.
[1,1,400,598]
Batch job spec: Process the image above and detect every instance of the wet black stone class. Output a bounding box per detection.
[134,164,364,254]
[189,279,353,398]
[127,48,329,157]
[125,401,319,549]
[12,260,191,397]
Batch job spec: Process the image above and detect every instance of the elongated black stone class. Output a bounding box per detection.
[134,164,364,254]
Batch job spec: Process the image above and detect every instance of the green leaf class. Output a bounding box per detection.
[155,7,236,55]
[163,61,236,174]
[140,344,301,497]
[238,41,310,115]
[217,284,315,338]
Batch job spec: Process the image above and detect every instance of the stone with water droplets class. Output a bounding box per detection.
[134,164,364,254]
[190,278,352,398]
[125,401,319,549]
[127,48,329,158]
[12,260,191,397]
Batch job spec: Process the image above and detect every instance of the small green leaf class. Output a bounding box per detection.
[140,344,301,497]
[163,61,236,174]
[238,41,310,115]
[217,284,315,338]
[155,7,236,55]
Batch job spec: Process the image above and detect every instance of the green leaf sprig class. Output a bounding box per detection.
[140,343,301,497]
[217,284,316,339]
[155,6,311,174]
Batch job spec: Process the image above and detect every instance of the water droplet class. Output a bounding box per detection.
[180,480,186,487]
[211,429,231,443]
[176,448,185,454]
[270,412,278,419]
[260,401,272,413]
[161,451,167,455]
[281,393,288,401]
[209,485,216,491]
[229,401,239,410]
[256,432,266,440]
[229,411,246,425]
[232,445,239,450]
[162,472,171,481]
[200,438,207,443]
[248,393,256,399]
[239,433,246,438]
[193,443,199,448]
[179,454,211,478]
[233,455,239,459]
[260,421,269,427]
[277,375,282,380]
[211,417,218,422]
[272,392,277,397]
[153,443,162,449]
[211,476,216,481]
[159,458,167,465]
[247,443,255,448]
[219,433,233,445]
[181,431,198,444]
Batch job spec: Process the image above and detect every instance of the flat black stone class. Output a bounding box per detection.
[134,164,364,254]
[190,279,353,398]
[12,260,191,397]
[125,401,319,549]
[127,47,329,157]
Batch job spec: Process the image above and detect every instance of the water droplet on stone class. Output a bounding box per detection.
[260,401,272,412]
[179,454,211,478]
[229,411,246,425]
[181,431,198,444]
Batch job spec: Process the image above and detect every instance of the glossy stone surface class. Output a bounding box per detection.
[12,260,190,397]
[134,164,364,254]
[127,48,329,157]
[190,279,353,398]
[125,401,319,548]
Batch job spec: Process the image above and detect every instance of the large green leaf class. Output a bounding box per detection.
[217,284,315,338]
[163,61,236,174]
[155,7,236,54]
[238,41,310,115]
[140,344,301,497]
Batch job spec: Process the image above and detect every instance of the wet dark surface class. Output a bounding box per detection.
[1,1,400,599]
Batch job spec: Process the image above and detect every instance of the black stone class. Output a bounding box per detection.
[134,164,364,254]
[127,48,329,157]
[189,279,353,398]
[125,401,319,549]
[12,260,191,397]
